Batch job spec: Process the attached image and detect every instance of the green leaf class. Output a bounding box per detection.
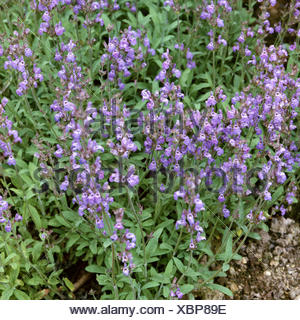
[4,253,18,264]
[233,75,240,90]
[145,238,158,259]
[27,276,43,286]
[103,239,113,249]
[206,283,233,297]
[101,13,111,28]
[55,215,71,228]
[96,274,111,285]
[259,222,269,232]
[145,228,163,259]
[66,234,80,251]
[164,260,173,276]
[222,263,230,272]
[180,284,194,294]
[63,278,75,291]
[1,287,14,299]
[62,210,79,222]
[142,281,160,290]
[86,265,105,273]
[160,243,173,252]
[90,240,97,254]
[180,69,192,88]
[173,257,185,274]
[28,205,42,230]
[232,253,242,260]
[14,289,30,300]
[163,285,170,298]
[32,242,43,262]
[248,232,261,240]
[266,186,284,209]
[190,82,211,95]
[224,233,233,261]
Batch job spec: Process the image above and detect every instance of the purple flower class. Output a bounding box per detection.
[289,43,296,51]
[175,216,186,229]
[114,222,124,230]
[246,210,253,220]
[91,1,100,10]
[16,87,23,96]
[194,198,205,212]
[5,223,11,232]
[164,0,174,6]
[286,192,295,205]
[238,33,245,43]
[1,97,8,106]
[172,68,181,78]
[223,206,230,218]
[217,17,224,27]
[42,11,51,22]
[60,176,69,191]
[245,46,251,56]
[7,156,16,166]
[122,266,129,276]
[187,212,194,226]
[0,200,9,212]
[95,217,104,229]
[141,89,151,100]
[206,42,214,51]
[258,211,266,221]
[24,48,32,57]
[54,144,63,158]
[218,193,225,202]
[196,233,206,242]
[264,191,272,201]
[174,190,185,201]
[127,175,139,188]
[55,21,65,36]
[206,3,215,14]
[149,160,156,171]
[66,52,76,62]
[279,205,286,216]
[39,22,49,35]
[200,11,210,19]
[186,48,193,60]
[206,94,217,106]
[14,214,23,222]
[110,232,118,241]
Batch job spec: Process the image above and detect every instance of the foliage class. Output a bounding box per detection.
[0,0,299,299]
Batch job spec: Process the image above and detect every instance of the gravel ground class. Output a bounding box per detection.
[200,216,300,300]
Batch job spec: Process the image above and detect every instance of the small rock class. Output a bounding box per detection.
[229,267,236,276]
[260,231,271,244]
[264,270,272,276]
[241,257,248,264]
[270,260,279,267]
[230,282,239,292]
[290,288,300,299]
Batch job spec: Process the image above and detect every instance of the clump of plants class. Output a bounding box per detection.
[0,0,299,299]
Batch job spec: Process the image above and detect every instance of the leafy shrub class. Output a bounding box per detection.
[0,0,299,299]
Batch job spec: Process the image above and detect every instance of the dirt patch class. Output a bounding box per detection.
[201,216,300,300]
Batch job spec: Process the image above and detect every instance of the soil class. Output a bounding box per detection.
[200,216,300,300]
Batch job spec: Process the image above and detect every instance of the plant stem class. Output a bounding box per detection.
[126,187,147,279]
[177,250,193,285]
[172,227,183,257]
[198,224,253,288]
[101,209,119,298]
